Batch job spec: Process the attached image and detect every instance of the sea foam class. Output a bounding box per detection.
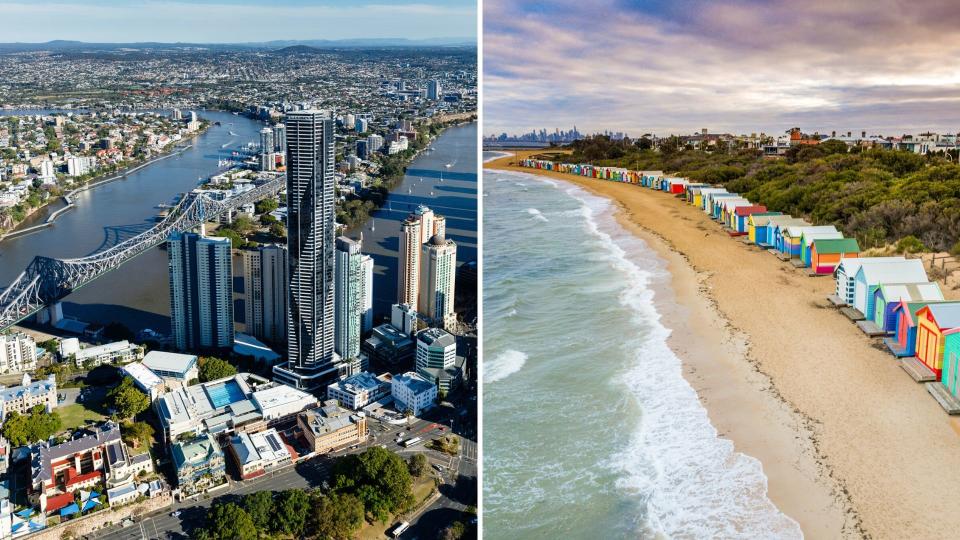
[485,349,528,383]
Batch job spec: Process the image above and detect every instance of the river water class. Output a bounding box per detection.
[0,110,475,334]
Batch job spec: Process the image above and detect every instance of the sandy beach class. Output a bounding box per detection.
[487,150,960,539]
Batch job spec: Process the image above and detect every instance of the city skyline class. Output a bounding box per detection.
[485,0,960,136]
[1,0,477,43]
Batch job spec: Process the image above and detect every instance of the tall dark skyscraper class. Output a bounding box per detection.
[273,110,344,391]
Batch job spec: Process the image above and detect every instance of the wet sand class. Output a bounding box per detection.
[487,151,960,539]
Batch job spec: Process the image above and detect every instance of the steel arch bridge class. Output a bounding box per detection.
[0,177,284,331]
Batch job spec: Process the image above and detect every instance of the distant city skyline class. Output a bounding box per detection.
[485,0,960,135]
[1,0,477,43]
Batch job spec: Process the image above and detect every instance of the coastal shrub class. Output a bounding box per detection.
[896,235,928,254]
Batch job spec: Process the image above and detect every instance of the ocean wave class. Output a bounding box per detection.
[485,349,528,383]
[562,183,803,539]
[526,208,549,222]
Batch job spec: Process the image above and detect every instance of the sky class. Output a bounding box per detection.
[484,0,960,137]
[0,0,476,43]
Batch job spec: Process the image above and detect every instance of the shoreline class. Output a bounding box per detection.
[487,151,960,539]
[0,129,204,244]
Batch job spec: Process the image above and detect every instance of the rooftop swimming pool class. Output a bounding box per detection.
[205,379,246,408]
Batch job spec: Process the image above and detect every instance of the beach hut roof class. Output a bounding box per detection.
[720,199,751,210]
[748,212,784,225]
[836,256,905,275]
[925,303,960,329]
[878,282,944,303]
[734,205,768,216]
[785,224,833,237]
[801,230,843,247]
[896,299,947,327]
[857,259,927,285]
[812,237,860,253]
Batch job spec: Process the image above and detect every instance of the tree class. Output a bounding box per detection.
[408,453,428,478]
[440,521,466,540]
[1,406,62,446]
[230,215,256,236]
[332,447,414,523]
[272,489,311,537]
[215,228,242,249]
[241,491,274,532]
[197,502,257,540]
[269,222,286,239]
[198,356,237,382]
[107,377,149,420]
[255,198,278,215]
[314,492,364,540]
[121,420,154,450]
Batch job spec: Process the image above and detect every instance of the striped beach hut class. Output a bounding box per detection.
[940,329,960,400]
[834,257,906,306]
[915,303,960,379]
[710,194,743,219]
[718,198,750,225]
[799,228,843,266]
[684,184,710,204]
[781,225,836,258]
[762,216,801,248]
[746,212,784,245]
[809,237,859,274]
[886,300,944,357]
[771,219,811,252]
[852,258,928,318]
[696,188,727,210]
[733,206,769,234]
[872,282,944,331]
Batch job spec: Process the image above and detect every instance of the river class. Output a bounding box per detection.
[0,111,476,335]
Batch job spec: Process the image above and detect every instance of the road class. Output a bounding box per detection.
[92,412,477,540]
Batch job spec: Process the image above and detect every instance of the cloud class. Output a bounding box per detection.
[484,0,960,135]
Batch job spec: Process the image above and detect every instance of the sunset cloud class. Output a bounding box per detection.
[484,0,960,136]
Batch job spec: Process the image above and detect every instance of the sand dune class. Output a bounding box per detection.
[487,151,960,539]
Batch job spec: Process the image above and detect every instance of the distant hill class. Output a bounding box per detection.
[0,37,475,53]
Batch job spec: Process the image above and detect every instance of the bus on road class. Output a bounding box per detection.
[389,521,410,538]
[402,437,423,448]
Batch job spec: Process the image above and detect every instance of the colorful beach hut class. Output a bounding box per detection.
[852,259,928,318]
[709,194,742,219]
[684,184,711,204]
[696,188,726,210]
[915,303,960,378]
[809,237,859,274]
[733,206,769,234]
[940,330,960,401]
[799,229,843,266]
[718,198,750,224]
[834,257,906,306]
[781,225,836,258]
[872,282,944,331]
[746,212,784,245]
[886,300,942,357]
[771,219,811,252]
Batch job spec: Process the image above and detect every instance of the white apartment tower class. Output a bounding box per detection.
[168,232,234,351]
[243,244,288,345]
[418,235,458,327]
[334,237,364,361]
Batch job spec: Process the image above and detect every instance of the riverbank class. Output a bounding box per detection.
[487,151,960,539]
[0,126,206,243]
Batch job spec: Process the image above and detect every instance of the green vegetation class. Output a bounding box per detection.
[121,420,155,450]
[428,435,460,456]
[407,452,429,478]
[561,135,960,251]
[2,405,62,446]
[106,377,149,420]
[332,446,415,523]
[57,403,106,432]
[198,356,237,382]
[194,488,366,540]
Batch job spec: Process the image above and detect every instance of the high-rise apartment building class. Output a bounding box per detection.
[418,235,458,327]
[427,79,441,100]
[367,134,384,153]
[260,127,274,154]
[243,244,288,345]
[334,237,364,361]
[360,253,374,334]
[168,232,234,351]
[273,110,344,391]
[397,217,422,306]
[272,123,286,153]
